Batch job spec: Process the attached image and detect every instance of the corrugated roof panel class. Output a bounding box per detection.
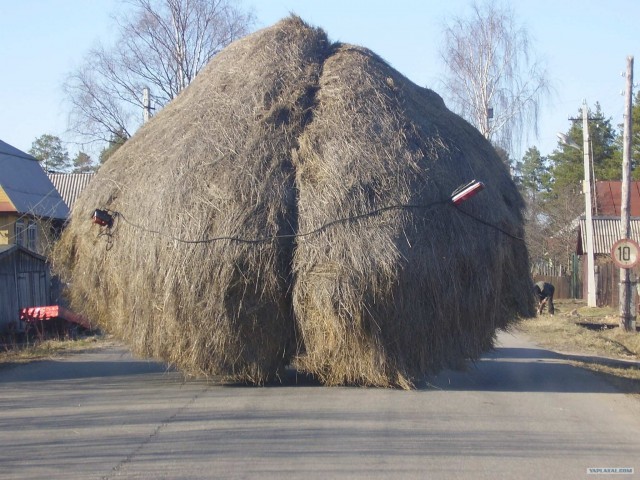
[47,172,95,210]
[0,139,69,220]
[579,217,640,254]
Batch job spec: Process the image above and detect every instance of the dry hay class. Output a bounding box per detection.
[53,16,535,388]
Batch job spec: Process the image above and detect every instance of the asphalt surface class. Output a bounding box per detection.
[0,331,638,480]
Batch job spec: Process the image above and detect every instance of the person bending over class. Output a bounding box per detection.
[534,281,555,315]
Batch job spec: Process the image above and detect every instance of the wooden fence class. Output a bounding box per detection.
[595,261,639,308]
[533,275,576,299]
[532,257,638,306]
[532,255,581,300]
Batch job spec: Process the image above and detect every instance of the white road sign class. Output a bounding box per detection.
[611,238,640,269]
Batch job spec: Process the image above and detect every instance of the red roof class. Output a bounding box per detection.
[595,181,640,216]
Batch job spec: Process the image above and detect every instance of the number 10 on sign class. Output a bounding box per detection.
[611,238,640,269]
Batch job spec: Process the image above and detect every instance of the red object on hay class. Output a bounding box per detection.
[19,305,91,329]
[451,180,485,205]
[92,209,114,228]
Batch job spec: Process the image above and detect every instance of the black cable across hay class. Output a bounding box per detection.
[53,16,535,389]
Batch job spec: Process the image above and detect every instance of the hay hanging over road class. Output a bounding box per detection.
[292,44,533,387]
[53,16,534,388]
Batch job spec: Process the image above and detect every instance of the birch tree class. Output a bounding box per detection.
[440,2,550,154]
[64,0,254,143]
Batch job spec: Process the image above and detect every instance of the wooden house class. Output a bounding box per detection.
[0,139,69,256]
[0,245,50,332]
[576,181,640,306]
[0,139,69,332]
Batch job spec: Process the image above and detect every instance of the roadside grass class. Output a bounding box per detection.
[517,299,640,395]
[0,334,106,366]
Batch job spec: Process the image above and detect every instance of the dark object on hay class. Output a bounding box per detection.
[52,16,535,389]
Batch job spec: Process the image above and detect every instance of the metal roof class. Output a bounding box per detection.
[577,217,640,255]
[0,139,69,220]
[595,181,640,216]
[47,172,95,210]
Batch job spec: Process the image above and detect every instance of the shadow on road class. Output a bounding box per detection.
[0,347,173,385]
[419,344,626,394]
[0,341,630,395]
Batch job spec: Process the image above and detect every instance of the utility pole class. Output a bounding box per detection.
[619,56,635,332]
[583,100,597,307]
[143,87,152,123]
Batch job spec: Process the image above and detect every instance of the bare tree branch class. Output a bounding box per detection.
[440,1,550,155]
[64,0,254,144]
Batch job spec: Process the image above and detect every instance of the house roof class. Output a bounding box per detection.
[0,139,69,220]
[47,172,95,210]
[577,217,640,255]
[0,244,47,262]
[595,181,640,216]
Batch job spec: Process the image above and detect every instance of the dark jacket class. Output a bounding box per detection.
[534,281,554,300]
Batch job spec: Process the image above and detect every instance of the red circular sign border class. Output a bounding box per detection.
[611,238,640,269]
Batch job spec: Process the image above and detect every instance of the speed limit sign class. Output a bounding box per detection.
[611,238,640,269]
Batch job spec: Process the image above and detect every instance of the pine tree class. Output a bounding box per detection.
[72,152,97,173]
[99,131,128,164]
[29,134,72,172]
[519,146,551,195]
[549,103,619,195]
[612,91,640,180]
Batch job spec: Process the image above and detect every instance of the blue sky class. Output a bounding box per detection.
[0,0,637,161]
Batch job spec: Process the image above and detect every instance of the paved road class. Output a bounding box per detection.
[1,331,638,480]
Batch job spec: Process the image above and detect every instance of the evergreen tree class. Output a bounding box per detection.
[612,90,640,180]
[99,131,128,164]
[29,134,72,172]
[519,146,552,270]
[72,151,97,173]
[633,91,640,177]
[548,103,619,195]
[519,146,551,194]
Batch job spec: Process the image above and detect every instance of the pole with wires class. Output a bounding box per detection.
[582,100,597,307]
[619,56,636,332]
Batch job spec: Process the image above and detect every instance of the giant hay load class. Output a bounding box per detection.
[53,16,535,389]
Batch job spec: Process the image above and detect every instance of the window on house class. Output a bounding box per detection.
[27,221,37,251]
[15,220,25,247]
